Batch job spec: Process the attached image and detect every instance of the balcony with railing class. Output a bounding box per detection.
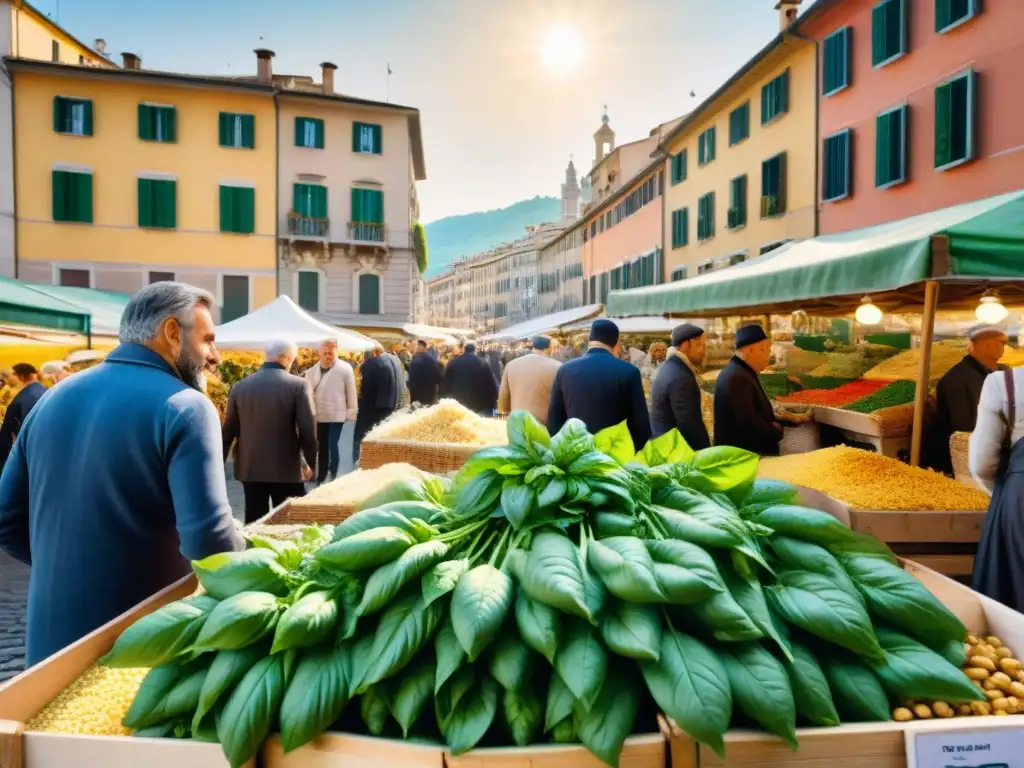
[348,221,387,243]
[287,212,329,239]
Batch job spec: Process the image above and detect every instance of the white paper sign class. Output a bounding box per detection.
[908,723,1024,767]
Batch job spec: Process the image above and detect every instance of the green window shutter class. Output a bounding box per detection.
[351,188,363,221]
[708,127,716,161]
[221,276,249,323]
[875,111,891,186]
[73,172,92,223]
[138,104,153,140]
[871,3,886,64]
[365,189,383,223]
[219,185,235,232]
[242,114,255,148]
[681,208,688,246]
[823,130,852,202]
[935,71,975,169]
[218,113,230,147]
[824,27,853,95]
[698,133,705,165]
[372,124,382,153]
[352,122,361,152]
[297,271,319,312]
[935,81,952,167]
[876,106,907,186]
[52,170,68,221]
[155,180,176,228]
[164,108,176,142]
[83,100,93,136]
[873,0,906,65]
[137,178,153,227]
[53,96,64,132]
[314,119,325,149]
[937,0,977,32]
[293,183,309,216]
[236,187,255,234]
[359,273,380,314]
[294,117,305,147]
[312,186,327,219]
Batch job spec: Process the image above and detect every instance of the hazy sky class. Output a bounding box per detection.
[39,0,788,222]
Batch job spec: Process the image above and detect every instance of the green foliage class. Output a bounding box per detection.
[412,221,428,274]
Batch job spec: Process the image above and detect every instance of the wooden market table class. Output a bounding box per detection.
[810,405,912,458]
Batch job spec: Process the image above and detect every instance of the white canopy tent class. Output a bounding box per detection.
[402,323,459,345]
[481,304,604,342]
[214,296,375,352]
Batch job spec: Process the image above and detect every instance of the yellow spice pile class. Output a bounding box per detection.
[862,342,967,383]
[758,447,990,511]
[26,664,148,736]
[299,462,429,506]
[366,399,508,446]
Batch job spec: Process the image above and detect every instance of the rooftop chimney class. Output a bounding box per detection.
[321,62,337,95]
[254,49,275,85]
[94,38,107,55]
[776,0,801,31]
[121,52,140,70]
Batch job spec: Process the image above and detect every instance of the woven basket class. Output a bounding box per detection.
[950,431,973,486]
[247,499,357,527]
[870,403,916,438]
[359,438,481,474]
[779,421,822,455]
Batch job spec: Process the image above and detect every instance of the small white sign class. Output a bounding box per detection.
[908,723,1024,767]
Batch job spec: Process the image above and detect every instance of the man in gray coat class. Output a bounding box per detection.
[223,337,318,523]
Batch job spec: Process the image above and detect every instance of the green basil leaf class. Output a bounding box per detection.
[586,536,666,603]
[446,676,500,756]
[554,620,608,713]
[507,411,551,456]
[767,569,884,662]
[390,660,435,738]
[593,511,637,539]
[342,634,376,699]
[544,673,577,733]
[525,464,564,485]
[333,501,440,539]
[637,429,695,467]
[271,591,339,655]
[594,421,635,465]
[360,682,391,736]
[770,536,860,596]
[193,592,282,652]
[514,588,561,664]
[454,469,504,518]
[500,481,536,531]
[434,618,467,694]
[101,595,218,668]
[537,477,568,509]
[785,640,840,727]
[358,592,444,692]
[191,550,289,600]
[457,446,516,484]
[573,666,641,768]
[723,566,793,662]
[753,505,860,547]
[192,644,268,733]
[315,526,417,571]
[551,716,577,743]
[599,601,661,661]
[218,654,286,768]
[519,531,591,621]
[821,653,891,722]
[488,631,533,692]
[566,450,621,478]
[646,539,726,604]
[436,665,476,735]
[279,644,349,753]
[550,419,595,467]
[502,685,544,747]
[687,445,759,494]
[640,627,732,757]
[687,588,762,642]
[123,662,192,730]
[654,505,743,550]
[932,635,969,668]
[246,535,284,555]
[356,539,449,617]
[451,564,514,661]
[356,477,433,511]
[722,643,798,749]
[422,558,469,607]
[871,626,984,703]
[742,479,800,512]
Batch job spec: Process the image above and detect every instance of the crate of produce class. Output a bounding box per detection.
[950,431,975,488]
[282,463,437,523]
[359,400,506,473]
[664,558,1024,768]
[0,574,249,768]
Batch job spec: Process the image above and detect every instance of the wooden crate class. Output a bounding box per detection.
[0,574,250,768]
[666,559,1024,768]
[443,733,665,768]
[810,406,910,457]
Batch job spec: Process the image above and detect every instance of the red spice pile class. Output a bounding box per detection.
[775,379,889,407]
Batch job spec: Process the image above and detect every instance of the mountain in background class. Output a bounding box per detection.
[423,196,561,279]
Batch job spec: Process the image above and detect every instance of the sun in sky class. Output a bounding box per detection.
[540,24,585,75]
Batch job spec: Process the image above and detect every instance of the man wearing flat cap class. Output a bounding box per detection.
[650,324,712,450]
[926,325,1008,474]
[498,336,561,425]
[548,319,652,451]
[714,324,784,455]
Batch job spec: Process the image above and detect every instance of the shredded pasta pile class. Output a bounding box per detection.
[299,463,429,506]
[26,664,149,735]
[366,399,508,446]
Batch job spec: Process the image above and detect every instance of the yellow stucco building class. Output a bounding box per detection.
[9,55,278,321]
[661,8,816,281]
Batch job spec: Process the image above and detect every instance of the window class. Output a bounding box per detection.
[138,105,176,143]
[353,122,382,154]
[297,270,321,312]
[219,113,255,149]
[52,170,92,223]
[697,192,715,241]
[293,183,328,218]
[761,153,787,217]
[599,272,609,303]
[822,129,852,202]
[221,275,249,323]
[671,267,688,281]
[351,188,384,241]
[671,208,689,249]
[728,175,747,229]
[359,273,381,314]
[59,268,90,288]
[220,185,256,234]
[53,97,93,136]
[761,70,790,124]
[51,40,59,62]
[875,105,908,187]
[936,0,979,32]
[295,117,325,149]
[698,127,716,166]
[872,0,907,67]
[822,27,853,96]
[590,222,597,238]
[670,150,687,184]
[137,178,177,229]
[149,271,174,284]
[729,102,750,145]
[697,262,714,276]
[587,275,596,302]
[935,70,976,170]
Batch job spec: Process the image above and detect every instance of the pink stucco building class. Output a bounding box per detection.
[797,0,1024,234]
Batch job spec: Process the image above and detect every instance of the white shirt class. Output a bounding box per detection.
[969,367,1024,494]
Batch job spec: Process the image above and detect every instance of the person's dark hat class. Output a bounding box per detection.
[735,324,768,349]
[531,336,552,350]
[11,363,38,378]
[671,323,704,347]
[464,342,477,354]
[590,319,620,347]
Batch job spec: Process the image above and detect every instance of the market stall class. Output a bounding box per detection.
[213,295,375,352]
[479,303,603,342]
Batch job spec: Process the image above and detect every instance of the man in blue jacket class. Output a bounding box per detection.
[0,281,244,666]
[547,319,652,452]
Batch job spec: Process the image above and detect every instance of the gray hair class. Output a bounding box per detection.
[266,336,298,361]
[119,281,214,344]
[319,338,339,350]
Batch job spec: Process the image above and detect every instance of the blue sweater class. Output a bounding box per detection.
[0,344,244,665]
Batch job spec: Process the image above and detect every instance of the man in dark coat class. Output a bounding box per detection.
[548,319,652,451]
[443,343,498,415]
[650,324,711,450]
[408,340,443,406]
[927,325,1008,474]
[714,324,784,456]
[354,345,398,461]
[223,337,318,523]
[0,363,47,470]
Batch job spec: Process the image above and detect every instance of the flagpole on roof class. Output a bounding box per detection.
[386,62,392,103]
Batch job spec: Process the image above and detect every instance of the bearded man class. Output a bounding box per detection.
[0,281,244,666]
